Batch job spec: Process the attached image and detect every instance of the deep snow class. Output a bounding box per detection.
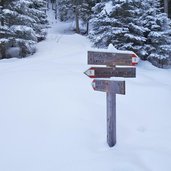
[0,9,171,171]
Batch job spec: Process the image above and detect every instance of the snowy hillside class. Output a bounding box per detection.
[0,9,171,171]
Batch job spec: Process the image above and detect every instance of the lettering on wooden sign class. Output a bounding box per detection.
[88,51,138,66]
[84,67,136,78]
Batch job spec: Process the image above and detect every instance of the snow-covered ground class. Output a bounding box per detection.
[0,9,171,171]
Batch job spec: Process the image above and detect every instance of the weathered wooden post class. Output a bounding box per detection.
[107,92,116,147]
[84,50,139,147]
[92,80,125,147]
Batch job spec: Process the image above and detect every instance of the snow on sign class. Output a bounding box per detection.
[92,80,125,147]
[84,66,136,78]
[88,51,139,66]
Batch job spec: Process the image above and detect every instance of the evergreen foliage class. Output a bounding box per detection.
[58,0,99,34]
[89,0,171,68]
[140,0,171,68]
[58,0,74,21]
[80,0,99,34]
[0,0,48,59]
[89,1,147,53]
[1,0,171,68]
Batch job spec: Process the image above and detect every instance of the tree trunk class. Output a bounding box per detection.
[55,1,57,20]
[0,0,4,26]
[47,0,50,9]
[169,0,171,18]
[164,0,168,16]
[75,7,80,34]
[86,21,89,35]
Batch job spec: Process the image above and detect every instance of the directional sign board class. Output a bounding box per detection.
[92,80,125,95]
[84,67,136,78]
[88,51,139,66]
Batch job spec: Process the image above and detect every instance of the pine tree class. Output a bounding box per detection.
[89,0,147,54]
[58,0,74,21]
[0,0,47,59]
[80,0,99,34]
[58,0,99,34]
[140,0,171,68]
[89,0,171,68]
[89,1,110,47]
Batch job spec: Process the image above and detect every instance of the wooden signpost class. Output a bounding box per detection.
[84,50,138,147]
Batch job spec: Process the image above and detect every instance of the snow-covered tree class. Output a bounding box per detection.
[89,1,112,47]
[140,0,171,68]
[89,0,171,68]
[58,0,99,34]
[80,0,99,34]
[58,0,74,21]
[0,0,47,59]
[89,0,147,53]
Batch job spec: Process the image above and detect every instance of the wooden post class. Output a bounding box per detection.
[107,92,116,147]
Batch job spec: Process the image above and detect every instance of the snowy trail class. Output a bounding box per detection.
[0,9,171,171]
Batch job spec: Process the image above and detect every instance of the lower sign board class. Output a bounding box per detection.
[84,67,136,78]
[92,80,125,95]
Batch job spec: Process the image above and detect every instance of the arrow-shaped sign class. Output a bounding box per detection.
[88,51,139,66]
[84,66,136,78]
[92,80,125,94]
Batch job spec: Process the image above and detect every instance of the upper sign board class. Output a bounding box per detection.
[88,51,139,66]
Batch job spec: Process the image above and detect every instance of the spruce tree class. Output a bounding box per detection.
[58,0,74,21]
[89,1,147,55]
[58,0,99,34]
[89,1,111,47]
[0,0,47,59]
[140,0,171,68]
[89,0,171,68]
[80,0,99,34]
